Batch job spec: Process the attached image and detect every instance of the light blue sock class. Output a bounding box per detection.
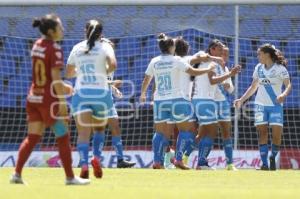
[223,138,233,164]
[160,136,170,165]
[112,136,124,161]
[77,142,89,167]
[184,134,196,156]
[198,136,213,166]
[271,144,280,158]
[152,132,164,164]
[175,131,194,161]
[92,132,105,159]
[259,144,269,167]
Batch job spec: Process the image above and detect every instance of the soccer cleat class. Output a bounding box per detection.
[152,162,164,169]
[164,149,175,169]
[10,173,24,184]
[269,156,276,171]
[196,163,216,170]
[174,160,190,170]
[226,164,238,171]
[91,157,103,178]
[182,154,189,166]
[117,160,136,168]
[80,165,89,179]
[65,176,91,185]
[259,165,269,171]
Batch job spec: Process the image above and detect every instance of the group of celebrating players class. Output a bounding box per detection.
[10,12,291,185]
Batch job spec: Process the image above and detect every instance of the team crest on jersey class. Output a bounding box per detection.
[261,78,271,85]
[56,51,62,59]
[268,70,276,78]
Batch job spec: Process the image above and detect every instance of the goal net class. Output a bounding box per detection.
[0,4,299,169]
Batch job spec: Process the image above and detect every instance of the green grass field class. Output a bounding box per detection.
[1,168,300,199]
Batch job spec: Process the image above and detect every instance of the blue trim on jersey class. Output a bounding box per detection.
[257,65,279,106]
[216,65,228,99]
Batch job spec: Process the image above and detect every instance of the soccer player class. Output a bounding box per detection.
[173,37,225,167]
[92,76,136,168]
[66,19,116,178]
[215,46,237,170]
[193,39,240,170]
[140,33,215,169]
[10,14,90,185]
[234,44,291,170]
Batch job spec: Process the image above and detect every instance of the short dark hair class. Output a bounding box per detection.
[206,39,224,55]
[175,37,189,57]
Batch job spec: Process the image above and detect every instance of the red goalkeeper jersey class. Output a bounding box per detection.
[26,38,64,126]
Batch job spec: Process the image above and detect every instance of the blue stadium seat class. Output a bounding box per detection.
[277,5,300,18]
[139,6,167,18]
[167,6,197,18]
[0,19,9,35]
[82,6,110,18]
[14,18,39,38]
[156,18,182,33]
[252,5,278,17]
[0,7,22,17]
[23,7,52,18]
[53,6,82,19]
[240,19,264,38]
[103,19,126,37]
[267,19,292,38]
[129,19,155,36]
[110,6,138,18]
[239,6,255,17]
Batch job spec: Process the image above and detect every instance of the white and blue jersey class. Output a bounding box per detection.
[68,40,115,118]
[192,54,218,126]
[181,56,194,100]
[145,55,192,123]
[252,63,290,126]
[215,65,234,122]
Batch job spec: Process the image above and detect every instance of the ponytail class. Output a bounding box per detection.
[85,20,103,54]
[157,33,174,54]
[32,13,59,36]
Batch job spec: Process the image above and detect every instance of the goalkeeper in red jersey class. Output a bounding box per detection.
[10,14,89,185]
